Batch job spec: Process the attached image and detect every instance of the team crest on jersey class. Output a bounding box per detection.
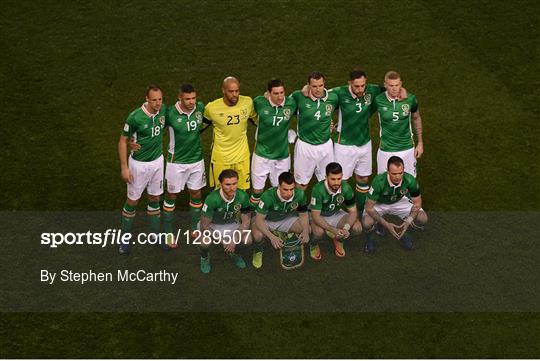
[195,112,202,122]
[364,94,372,105]
[234,203,242,211]
[306,104,312,109]
[400,188,408,195]
[336,195,344,204]
[159,116,165,126]
[241,109,248,118]
[290,201,299,210]
[401,104,410,116]
[325,104,334,116]
[283,108,291,119]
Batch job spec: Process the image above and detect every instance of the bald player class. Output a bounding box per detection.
[204,76,257,190]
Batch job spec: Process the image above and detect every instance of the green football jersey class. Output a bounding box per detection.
[201,188,250,225]
[309,180,355,217]
[374,92,419,152]
[367,171,420,204]
[253,96,297,160]
[122,104,166,162]
[256,187,307,222]
[291,89,338,145]
[331,84,384,146]
[165,101,205,164]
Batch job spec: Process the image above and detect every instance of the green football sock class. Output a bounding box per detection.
[355,181,370,215]
[189,197,202,231]
[249,191,262,210]
[147,201,161,234]
[198,245,209,258]
[121,202,136,233]
[162,196,176,234]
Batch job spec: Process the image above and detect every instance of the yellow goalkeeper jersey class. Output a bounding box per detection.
[204,95,256,164]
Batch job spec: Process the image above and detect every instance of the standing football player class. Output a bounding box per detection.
[161,84,206,247]
[249,79,297,208]
[290,71,339,190]
[374,71,424,176]
[118,85,166,254]
[204,76,257,190]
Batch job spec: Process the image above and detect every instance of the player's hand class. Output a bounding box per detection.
[129,138,141,152]
[330,122,336,133]
[396,222,410,239]
[415,142,424,159]
[269,234,284,249]
[301,84,309,97]
[337,228,350,239]
[385,221,402,240]
[299,230,310,244]
[398,87,408,101]
[121,167,133,184]
[223,239,236,253]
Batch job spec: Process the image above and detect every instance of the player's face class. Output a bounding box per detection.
[179,92,197,111]
[146,89,163,113]
[278,182,295,201]
[327,173,342,192]
[387,163,404,185]
[309,78,325,98]
[222,81,240,106]
[221,177,238,198]
[269,86,285,105]
[349,76,367,97]
[385,78,402,98]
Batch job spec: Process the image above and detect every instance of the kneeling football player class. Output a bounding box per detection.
[251,172,310,269]
[198,169,252,274]
[362,156,428,253]
[309,162,362,259]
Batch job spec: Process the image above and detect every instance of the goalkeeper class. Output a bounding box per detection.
[251,172,310,269]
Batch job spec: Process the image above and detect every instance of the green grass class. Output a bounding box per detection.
[1,0,539,358]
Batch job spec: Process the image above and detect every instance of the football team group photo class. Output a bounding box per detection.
[119,70,428,273]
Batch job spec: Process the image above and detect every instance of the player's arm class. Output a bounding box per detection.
[400,185,422,235]
[200,201,215,233]
[311,209,340,236]
[118,135,132,183]
[255,212,283,249]
[343,202,358,238]
[236,195,252,244]
[365,199,400,239]
[199,215,213,233]
[412,108,423,158]
[200,117,212,133]
[297,203,310,243]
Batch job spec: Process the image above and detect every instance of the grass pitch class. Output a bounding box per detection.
[1,0,539,358]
